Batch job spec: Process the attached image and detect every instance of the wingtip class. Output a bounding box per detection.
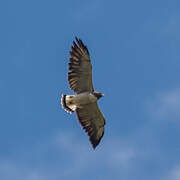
[90,135,102,150]
[92,144,97,149]
[75,36,79,42]
[74,36,82,45]
[92,141,100,149]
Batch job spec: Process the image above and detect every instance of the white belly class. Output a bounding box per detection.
[75,92,97,106]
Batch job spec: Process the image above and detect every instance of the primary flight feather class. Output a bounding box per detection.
[61,37,105,149]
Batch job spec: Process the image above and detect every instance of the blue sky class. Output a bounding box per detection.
[1,0,180,179]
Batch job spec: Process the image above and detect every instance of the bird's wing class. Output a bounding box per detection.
[76,102,105,149]
[68,37,94,94]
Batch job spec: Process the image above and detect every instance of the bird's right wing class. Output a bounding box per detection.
[76,102,105,149]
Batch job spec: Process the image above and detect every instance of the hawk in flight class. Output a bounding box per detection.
[61,37,105,149]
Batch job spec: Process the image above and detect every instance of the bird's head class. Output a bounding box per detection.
[93,91,104,100]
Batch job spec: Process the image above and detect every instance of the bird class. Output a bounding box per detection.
[61,37,105,149]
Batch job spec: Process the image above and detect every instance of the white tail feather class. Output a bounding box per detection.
[61,94,77,113]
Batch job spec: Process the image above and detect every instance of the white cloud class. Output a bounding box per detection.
[55,131,136,175]
[163,166,180,180]
[107,147,135,168]
[0,132,137,180]
[147,88,180,121]
[170,166,180,180]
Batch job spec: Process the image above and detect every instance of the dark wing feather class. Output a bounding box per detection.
[68,37,94,94]
[76,102,105,149]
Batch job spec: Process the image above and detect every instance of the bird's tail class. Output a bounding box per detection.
[61,94,77,114]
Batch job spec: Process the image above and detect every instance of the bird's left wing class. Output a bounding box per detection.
[68,37,94,94]
[76,102,105,149]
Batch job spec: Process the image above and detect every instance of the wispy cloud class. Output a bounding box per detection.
[162,165,180,180]
[169,166,180,180]
[3,87,180,180]
[0,131,137,180]
[147,88,180,121]
[55,131,136,174]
